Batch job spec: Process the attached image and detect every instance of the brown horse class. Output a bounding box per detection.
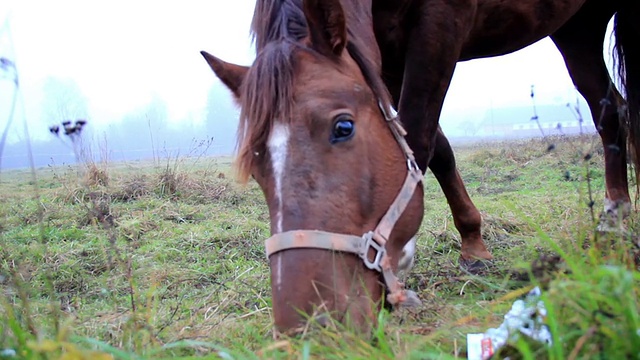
[201,0,640,334]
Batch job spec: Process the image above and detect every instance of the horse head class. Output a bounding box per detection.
[201,0,424,334]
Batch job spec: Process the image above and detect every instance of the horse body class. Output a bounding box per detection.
[462,0,587,58]
[201,0,640,334]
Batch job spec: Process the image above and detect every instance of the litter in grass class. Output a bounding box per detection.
[467,286,552,360]
[0,348,16,357]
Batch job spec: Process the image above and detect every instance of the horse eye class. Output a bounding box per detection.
[331,116,355,143]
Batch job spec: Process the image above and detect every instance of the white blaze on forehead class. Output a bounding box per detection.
[267,122,289,292]
[267,122,290,234]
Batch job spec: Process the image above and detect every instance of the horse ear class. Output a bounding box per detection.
[303,0,346,57]
[200,51,248,99]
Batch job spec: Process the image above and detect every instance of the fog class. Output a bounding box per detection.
[1,1,613,170]
[1,77,240,169]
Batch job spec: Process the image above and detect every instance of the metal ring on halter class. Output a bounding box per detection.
[360,231,385,272]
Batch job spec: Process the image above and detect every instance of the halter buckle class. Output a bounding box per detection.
[361,231,385,272]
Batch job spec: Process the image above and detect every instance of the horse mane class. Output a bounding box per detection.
[236,0,392,182]
[234,1,307,182]
[251,0,307,50]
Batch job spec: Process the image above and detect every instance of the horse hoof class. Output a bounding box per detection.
[459,257,492,274]
[596,219,627,235]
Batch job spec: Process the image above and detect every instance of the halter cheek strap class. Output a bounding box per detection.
[265,102,424,308]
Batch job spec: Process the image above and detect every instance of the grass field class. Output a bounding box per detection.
[1,135,639,359]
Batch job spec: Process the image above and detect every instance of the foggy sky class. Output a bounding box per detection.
[0,1,615,168]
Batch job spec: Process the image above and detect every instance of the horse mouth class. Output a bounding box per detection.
[272,312,333,339]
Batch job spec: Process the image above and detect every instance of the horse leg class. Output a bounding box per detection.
[550,3,631,229]
[394,1,476,169]
[386,1,489,268]
[430,127,492,267]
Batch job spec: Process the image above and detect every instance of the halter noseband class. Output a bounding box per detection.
[264,100,424,308]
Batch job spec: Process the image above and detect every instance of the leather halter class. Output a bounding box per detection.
[264,99,424,308]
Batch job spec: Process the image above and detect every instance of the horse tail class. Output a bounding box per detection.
[614,2,640,186]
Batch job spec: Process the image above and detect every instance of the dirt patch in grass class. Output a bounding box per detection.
[178,176,233,204]
[84,163,109,187]
[82,191,115,227]
[482,213,529,245]
[112,175,150,202]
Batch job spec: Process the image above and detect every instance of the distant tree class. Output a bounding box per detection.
[145,93,169,127]
[41,77,89,124]
[204,84,239,154]
[104,94,174,162]
[458,120,480,136]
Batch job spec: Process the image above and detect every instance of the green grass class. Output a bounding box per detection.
[1,135,638,359]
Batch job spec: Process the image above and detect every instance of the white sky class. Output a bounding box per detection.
[0,0,616,140]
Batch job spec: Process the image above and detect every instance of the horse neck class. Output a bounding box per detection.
[342,0,383,71]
